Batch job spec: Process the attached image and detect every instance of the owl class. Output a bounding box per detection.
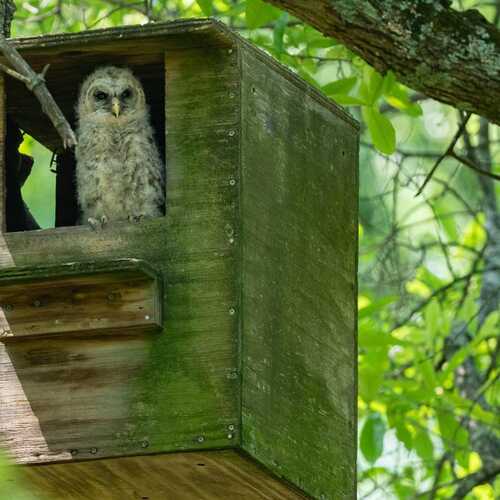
[75,66,165,227]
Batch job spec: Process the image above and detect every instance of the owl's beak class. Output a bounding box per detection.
[111,97,121,117]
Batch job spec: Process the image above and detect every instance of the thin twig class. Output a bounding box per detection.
[449,151,500,181]
[0,35,76,148]
[415,112,471,196]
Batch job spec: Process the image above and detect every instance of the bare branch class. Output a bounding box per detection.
[415,113,471,196]
[0,35,76,148]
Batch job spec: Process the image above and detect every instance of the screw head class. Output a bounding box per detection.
[90,448,98,454]
[197,436,205,443]
[229,308,236,316]
[33,300,42,307]
[145,315,151,320]
[229,238,235,244]
[3,304,13,311]
[227,433,234,440]
[228,130,236,137]
[141,440,149,448]
[229,179,236,186]
[228,424,235,431]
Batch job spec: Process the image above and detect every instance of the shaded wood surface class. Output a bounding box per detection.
[3,450,307,499]
[0,38,240,463]
[240,46,358,500]
[0,260,162,340]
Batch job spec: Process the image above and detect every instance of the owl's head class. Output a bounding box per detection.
[77,66,147,122]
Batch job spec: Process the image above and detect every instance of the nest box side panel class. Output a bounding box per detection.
[0,74,5,232]
[240,46,359,499]
[0,39,240,464]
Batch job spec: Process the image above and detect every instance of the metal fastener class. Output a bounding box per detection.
[3,304,13,311]
[229,178,236,186]
[33,300,42,307]
[145,315,150,321]
[141,440,149,448]
[90,448,98,454]
[228,424,235,431]
[229,238,235,244]
[197,436,205,443]
[227,433,234,440]
[229,308,236,316]
[228,130,236,137]
[228,49,233,55]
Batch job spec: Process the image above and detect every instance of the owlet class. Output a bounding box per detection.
[75,66,165,226]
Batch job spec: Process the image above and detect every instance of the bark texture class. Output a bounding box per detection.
[263,0,500,125]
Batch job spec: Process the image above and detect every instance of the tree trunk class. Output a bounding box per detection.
[263,0,500,125]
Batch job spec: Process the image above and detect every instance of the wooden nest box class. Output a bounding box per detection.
[0,19,359,500]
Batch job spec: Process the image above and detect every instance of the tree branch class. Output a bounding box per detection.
[0,1,76,148]
[262,0,500,125]
[415,113,471,196]
[0,36,76,148]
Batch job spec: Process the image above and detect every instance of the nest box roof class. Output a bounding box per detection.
[2,19,357,151]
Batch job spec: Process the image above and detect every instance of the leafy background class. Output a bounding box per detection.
[3,1,500,499]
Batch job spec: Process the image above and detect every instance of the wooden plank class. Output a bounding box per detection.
[0,73,5,233]
[240,47,358,500]
[0,259,162,340]
[0,41,240,463]
[2,450,307,499]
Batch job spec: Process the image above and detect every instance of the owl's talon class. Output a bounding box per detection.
[128,215,144,223]
[87,217,99,230]
[87,216,108,230]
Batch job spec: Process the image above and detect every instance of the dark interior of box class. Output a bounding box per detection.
[5,50,165,231]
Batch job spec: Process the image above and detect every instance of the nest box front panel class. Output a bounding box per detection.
[0,33,240,464]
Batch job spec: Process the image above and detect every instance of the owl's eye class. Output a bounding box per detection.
[121,89,132,99]
[94,91,108,101]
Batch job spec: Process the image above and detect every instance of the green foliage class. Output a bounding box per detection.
[8,2,500,499]
[360,412,386,463]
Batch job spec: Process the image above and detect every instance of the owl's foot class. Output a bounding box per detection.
[87,215,108,230]
[128,215,144,224]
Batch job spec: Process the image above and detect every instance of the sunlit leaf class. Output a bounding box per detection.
[322,77,358,96]
[246,0,281,29]
[362,107,396,154]
[195,0,213,16]
[413,428,434,463]
[360,413,386,463]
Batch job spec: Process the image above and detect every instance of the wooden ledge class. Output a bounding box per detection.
[0,259,162,341]
[5,450,307,500]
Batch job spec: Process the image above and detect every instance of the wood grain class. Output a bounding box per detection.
[0,72,5,233]
[3,450,307,499]
[0,41,240,462]
[240,46,358,500]
[0,259,162,340]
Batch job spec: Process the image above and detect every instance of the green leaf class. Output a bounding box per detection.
[395,421,413,451]
[196,0,213,15]
[359,365,385,403]
[360,413,386,463]
[272,12,289,55]
[322,77,358,96]
[424,300,441,337]
[360,66,384,105]
[246,0,282,29]
[362,107,396,154]
[413,428,434,463]
[331,95,366,106]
